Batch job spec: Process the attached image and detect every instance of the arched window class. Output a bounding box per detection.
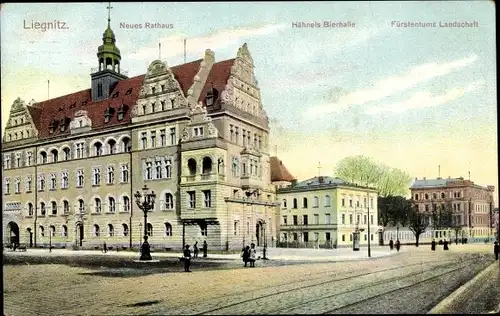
[313,196,319,208]
[164,193,174,210]
[425,194,429,200]
[121,137,131,152]
[293,198,298,209]
[325,195,331,207]
[94,198,101,213]
[123,196,130,212]
[441,192,445,199]
[146,223,153,236]
[40,202,46,215]
[303,197,308,208]
[108,197,115,212]
[63,200,69,214]
[120,165,129,183]
[108,224,114,236]
[27,203,33,216]
[202,157,212,174]
[78,199,85,213]
[39,151,47,164]
[62,147,71,161]
[39,226,45,237]
[93,168,101,186]
[51,149,58,162]
[49,225,56,237]
[165,222,172,236]
[94,142,103,156]
[433,193,437,199]
[94,224,100,237]
[107,166,114,184]
[415,194,419,200]
[282,199,287,208]
[122,223,129,236]
[61,225,68,237]
[51,201,57,215]
[76,169,84,187]
[108,139,117,154]
[188,158,197,175]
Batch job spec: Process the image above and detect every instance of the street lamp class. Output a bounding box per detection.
[367,192,371,258]
[262,220,268,260]
[134,185,156,261]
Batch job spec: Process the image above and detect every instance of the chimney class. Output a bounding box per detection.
[318,176,324,184]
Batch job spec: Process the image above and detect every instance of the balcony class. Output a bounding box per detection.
[241,173,261,190]
[182,173,224,184]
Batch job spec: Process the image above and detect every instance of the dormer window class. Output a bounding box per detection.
[205,87,219,106]
[112,91,119,98]
[117,104,127,121]
[49,119,59,134]
[104,106,115,123]
[125,88,132,95]
[60,117,70,132]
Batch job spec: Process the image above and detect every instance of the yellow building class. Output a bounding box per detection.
[2,16,279,251]
[277,175,378,248]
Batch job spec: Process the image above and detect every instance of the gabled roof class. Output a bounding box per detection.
[270,156,296,182]
[27,58,234,140]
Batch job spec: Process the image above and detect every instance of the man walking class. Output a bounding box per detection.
[389,239,394,251]
[193,241,199,258]
[494,241,499,261]
[395,239,401,252]
[183,244,192,272]
[202,240,208,258]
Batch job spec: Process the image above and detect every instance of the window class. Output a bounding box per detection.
[26,151,33,165]
[25,176,32,192]
[370,198,374,208]
[40,202,46,216]
[38,175,45,191]
[39,151,48,164]
[193,127,204,137]
[282,215,288,225]
[51,201,57,215]
[49,225,56,237]
[108,224,114,237]
[169,127,176,145]
[94,198,101,213]
[61,172,69,189]
[15,153,21,167]
[97,83,103,97]
[141,132,147,149]
[107,166,114,184]
[188,191,196,208]
[61,147,70,161]
[120,164,129,183]
[363,215,367,224]
[92,168,101,186]
[314,232,319,242]
[122,224,129,236]
[161,100,166,111]
[151,102,156,113]
[293,198,298,209]
[75,142,85,159]
[342,198,345,207]
[165,159,172,178]
[160,129,166,146]
[146,223,153,236]
[48,173,56,190]
[151,131,156,148]
[145,162,152,180]
[4,178,10,194]
[303,232,309,242]
[94,224,100,237]
[425,193,429,200]
[27,203,34,216]
[39,226,45,237]
[78,199,85,213]
[349,198,353,207]
[303,215,308,225]
[155,161,163,179]
[94,142,103,156]
[63,200,69,214]
[203,190,211,208]
[293,215,298,225]
[313,196,319,208]
[415,194,419,200]
[108,197,116,212]
[123,196,130,212]
[231,158,239,177]
[164,193,174,210]
[14,178,20,194]
[321,195,329,208]
[234,221,239,235]
[76,169,84,187]
[165,223,172,236]
[349,214,353,224]
[108,139,116,154]
[200,224,207,236]
[4,155,11,169]
[370,215,374,224]
[314,214,319,224]
[61,225,68,237]
[326,232,331,241]
[325,214,331,224]
[282,199,287,209]
[121,137,131,152]
[142,104,147,115]
[341,214,345,224]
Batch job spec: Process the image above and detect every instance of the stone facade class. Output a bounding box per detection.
[2,19,279,251]
[277,176,379,248]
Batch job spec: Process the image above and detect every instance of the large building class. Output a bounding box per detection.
[276,174,379,248]
[410,176,496,239]
[2,15,281,251]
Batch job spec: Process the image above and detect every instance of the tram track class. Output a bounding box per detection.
[187,257,479,315]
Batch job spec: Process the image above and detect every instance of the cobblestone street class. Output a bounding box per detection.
[4,245,498,315]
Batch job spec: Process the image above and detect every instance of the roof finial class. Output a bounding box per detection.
[107,1,113,26]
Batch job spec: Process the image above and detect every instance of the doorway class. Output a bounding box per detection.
[76,223,84,246]
[8,222,20,245]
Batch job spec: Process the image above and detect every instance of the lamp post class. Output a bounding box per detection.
[134,185,156,261]
[262,220,268,260]
[367,192,371,258]
[49,229,52,253]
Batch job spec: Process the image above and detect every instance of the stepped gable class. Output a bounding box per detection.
[270,156,296,182]
[26,59,213,139]
[199,58,235,103]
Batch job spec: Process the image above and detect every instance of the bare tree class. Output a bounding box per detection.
[408,201,429,247]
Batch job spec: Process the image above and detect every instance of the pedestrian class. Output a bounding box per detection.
[193,241,199,258]
[203,240,208,258]
[395,239,401,252]
[241,246,250,267]
[494,241,499,261]
[443,239,449,251]
[183,244,192,272]
[103,241,107,253]
[249,243,257,267]
[431,239,436,251]
[389,239,394,251]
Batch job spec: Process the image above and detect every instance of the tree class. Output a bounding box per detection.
[408,201,429,247]
[334,155,412,197]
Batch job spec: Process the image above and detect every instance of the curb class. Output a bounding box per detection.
[427,262,499,314]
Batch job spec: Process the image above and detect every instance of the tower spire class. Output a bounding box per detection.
[107,2,113,27]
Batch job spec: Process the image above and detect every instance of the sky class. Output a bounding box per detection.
[1,2,497,202]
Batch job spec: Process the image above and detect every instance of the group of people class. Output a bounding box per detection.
[241,243,257,267]
[388,239,401,252]
[431,238,450,251]
[181,241,208,272]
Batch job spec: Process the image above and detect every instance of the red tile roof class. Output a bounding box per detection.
[28,58,233,139]
[270,156,296,182]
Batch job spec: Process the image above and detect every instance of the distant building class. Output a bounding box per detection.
[410,176,496,239]
[277,175,378,248]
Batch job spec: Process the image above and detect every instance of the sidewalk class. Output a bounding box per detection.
[4,245,399,262]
